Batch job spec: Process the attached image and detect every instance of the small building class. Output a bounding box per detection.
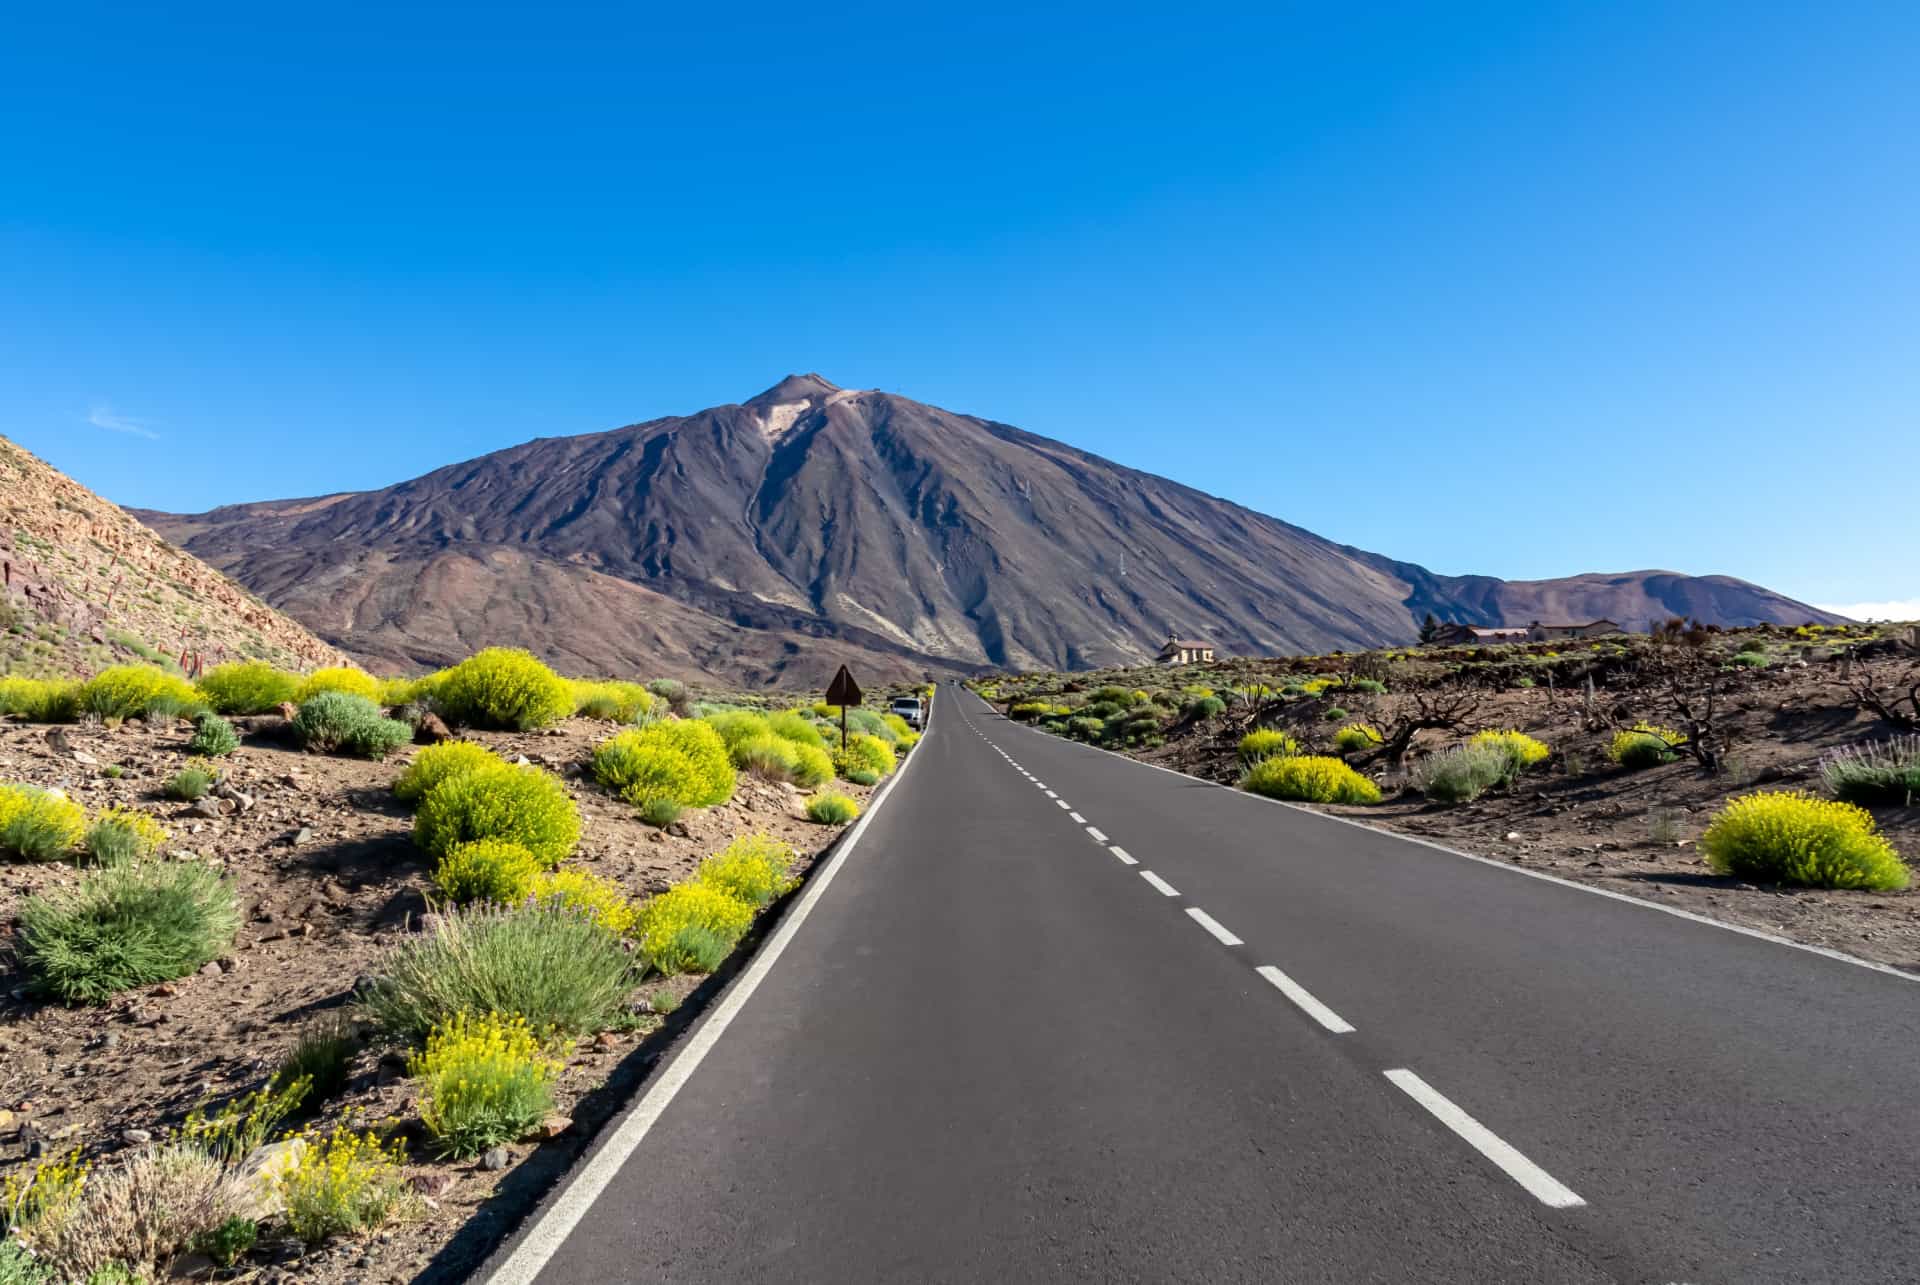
[1427,619,1622,647]
[1157,634,1216,665]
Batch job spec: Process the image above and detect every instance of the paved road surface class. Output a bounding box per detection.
[490,688,1920,1283]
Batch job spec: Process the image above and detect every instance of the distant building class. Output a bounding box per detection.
[1427,619,1621,647]
[1157,634,1216,664]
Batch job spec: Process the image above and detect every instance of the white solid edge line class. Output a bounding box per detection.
[1256,964,1355,1034]
[1086,826,1108,843]
[1383,1069,1586,1209]
[1186,907,1244,946]
[1139,870,1180,896]
[480,693,935,1285]
[977,694,1917,985]
[1110,845,1138,865]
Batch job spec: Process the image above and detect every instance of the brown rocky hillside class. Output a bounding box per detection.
[0,434,348,677]
[136,376,1840,686]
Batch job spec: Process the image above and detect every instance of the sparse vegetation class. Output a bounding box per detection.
[591,721,736,811]
[635,882,755,976]
[186,712,241,757]
[432,838,542,904]
[1240,755,1382,805]
[414,761,581,867]
[531,867,639,935]
[1411,744,1514,803]
[695,833,797,908]
[410,1012,561,1159]
[431,648,574,731]
[392,740,503,805]
[0,784,88,861]
[18,860,240,1003]
[75,665,206,722]
[1610,721,1687,769]
[291,691,412,760]
[292,667,381,705]
[358,900,635,1042]
[163,764,216,801]
[1700,792,1909,890]
[1333,723,1382,752]
[1821,736,1920,807]
[81,807,166,866]
[1237,729,1298,763]
[805,789,860,825]
[195,661,299,714]
[277,1124,414,1246]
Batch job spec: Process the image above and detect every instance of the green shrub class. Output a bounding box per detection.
[393,741,502,805]
[186,713,241,757]
[1411,745,1513,803]
[278,1124,413,1246]
[635,883,754,976]
[18,860,240,1003]
[82,807,167,866]
[433,839,542,904]
[76,666,206,722]
[292,691,413,760]
[705,710,772,755]
[592,722,735,809]
[378,674,438,708]
[272,1017,356,1115]
[193,1216,258,1269]
[846,768,881,787]
[431,648,572,730]
[567,679,653,723]
[164,764,216,801]
[1238,729,1298,763]
[735,732,802,782]
[410,1012,560,1159]
[414,762,580,867]
[767,710,825,749]
[1821,737,1920,806]
[836,732,896,779]
[196,661,299,714]
[1188,696,1226,719]
[1333,723,1382,752]
[805,789,860,825]
[1066,716,1105,741]
[1609,721,1686,769]
[359,900,635,1042]
[639,797,684,829]
[291,667,380,705]
[19,1143,249,1280]
[1324,706,1349,721]
[1736,637,1768,654]
[0,677,80,722]
[1728,651,1769,668]
[1700,792,1909,890]
[1346,678,1388,694]
[1009,701,1050,721]
[786,742,835,787]
[696,834,797,908]
[0,785,87,861]
[181,1076,311,1165]
[1240,755,1382,805]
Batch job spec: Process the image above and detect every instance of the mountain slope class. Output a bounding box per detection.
[134,376,1840,685]
[0,435,348,677]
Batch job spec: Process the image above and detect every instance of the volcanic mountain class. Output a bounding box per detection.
[136,375,1839,686]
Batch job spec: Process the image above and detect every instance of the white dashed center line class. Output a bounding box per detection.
[1139,870,1180,897]
[1085,826,1108,843]
[1383,1069,1586,1209]
[1109,845,1138,865]
[1186,908,1243,946]
[1255,965,1355,1034]
[1055,799,1071,810]
[1069,811,1086,823]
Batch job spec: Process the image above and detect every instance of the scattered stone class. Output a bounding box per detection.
[410,1170,456,1198]
[276,702,299,722]
[235,1138,308,1219]
[123,1127,153,1144]
[198,961,223,978]
[531,1115,573,1140]
[481,1145,511,1171]
[186,798,226,820]
[512,754,532,767]
[414,712,452,743]
[291,827,313,847]
[1504,831,1523,842]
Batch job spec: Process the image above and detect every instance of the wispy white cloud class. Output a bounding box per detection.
[86,404,159,440]
[1817,598,1920,622]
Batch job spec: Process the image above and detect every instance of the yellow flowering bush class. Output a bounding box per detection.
[292,666,381,704]
[1469,729,1551,769]
[378,674,438,707]
[0,784,87,861]
[593,722,735,808]
[392,740,503,805]
[1241,754,1382,805]
[1332,723,1382,752]
[567,678,653,722]
[835,732,895,780]
[1701,792,1909,890]
[805,789,860,825]
[636,883,755,976]
[82,806,168,865]
[1237,729,1299,763]
[278,1123,413,1245]
[0,675,81,722]
[433,839,542,905]
[196,660,301,714]
[432,648,573,731]
[414,762,580,867]
[409,1013,563,1159]
[76,665,206,721]
[2,1147,87,1236]
[532,868,639,936]
[1609,721,1687,769]
[695,834,798,909]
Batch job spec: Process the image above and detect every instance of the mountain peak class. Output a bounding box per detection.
[747,373,840,406]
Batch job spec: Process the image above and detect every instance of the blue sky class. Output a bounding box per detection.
[3,1,1914,614]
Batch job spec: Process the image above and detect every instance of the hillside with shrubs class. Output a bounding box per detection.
[977,619,1920,971]
[0,436,347,683]
[0,646,926,1282]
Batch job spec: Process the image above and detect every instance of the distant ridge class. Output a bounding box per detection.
[135,378,1841,685]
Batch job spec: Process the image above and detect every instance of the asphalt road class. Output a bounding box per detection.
[493,688,1920,1284]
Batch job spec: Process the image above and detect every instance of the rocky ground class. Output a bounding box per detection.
[0,712,874,1282]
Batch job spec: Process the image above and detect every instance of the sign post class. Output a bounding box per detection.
[825,664,863,751]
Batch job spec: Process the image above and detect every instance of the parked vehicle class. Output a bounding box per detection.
[890,695,925,729]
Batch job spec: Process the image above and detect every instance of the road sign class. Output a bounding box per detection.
[825,665,863,708]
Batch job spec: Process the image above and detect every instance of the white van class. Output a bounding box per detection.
[890,695,925,729]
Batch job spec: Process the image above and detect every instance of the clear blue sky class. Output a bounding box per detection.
[4,1,1915,613]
